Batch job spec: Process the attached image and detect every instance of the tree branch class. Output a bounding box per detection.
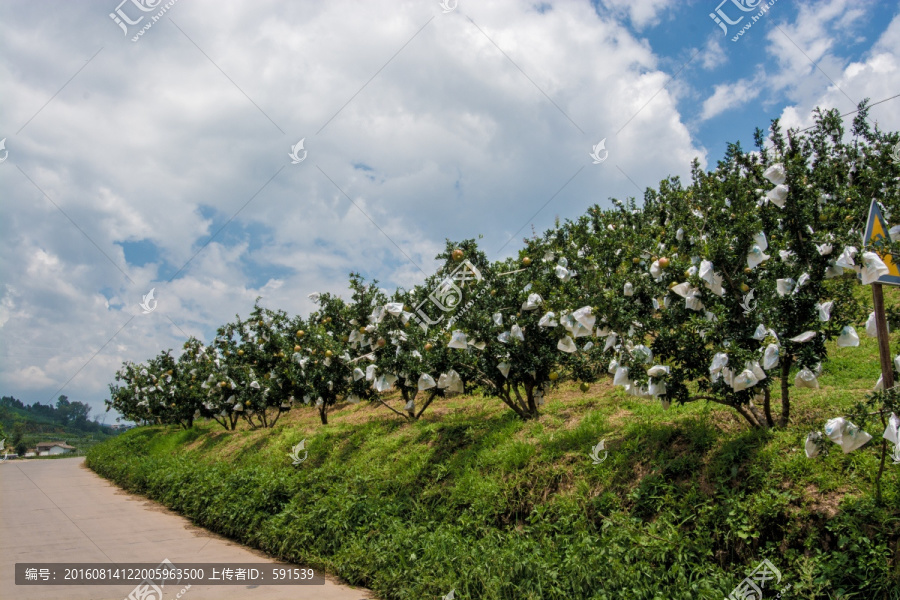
[376,398,409,420]
[415,389,438,419]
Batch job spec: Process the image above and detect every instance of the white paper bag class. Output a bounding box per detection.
[763,344,779,370]
[795,368,819,389]
[448,330,468,349]
[883,413,900,445]
[805,431,823,458]
[748,361,766,382]
[437,369,463,393]
[647,365,669,377]
[671,282,694,298]
[538,312,558,327]
[603,332,618,352]
[766,184,789,207]
[685,294,704,312]
[522,293,544,311]
[557,336,577,353]
[385,302,404,316]
[613,366,630,387]
[835,246,857,269]
[776,278,795,296]
[836,326,860,347]
[747,245,770,269]
[861,252,889,285]
[632,344,653,364]
[709,352,728,378]
[824,417,872,453]
[789,331,816,343]
[572,306,596,329]
[732,369,758,392]
[418,373,437,391]
[816,301,833,322]
[763,163,786,185]
[752,324,768,340]
[865,311,888,337]
[373,373,398,392]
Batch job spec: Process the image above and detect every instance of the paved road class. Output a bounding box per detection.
[0,458,372,600]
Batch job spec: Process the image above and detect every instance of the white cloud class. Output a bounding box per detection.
[0,0,706,416]
[699,37,728,71]
[777,10,900,132]
[597,0,672,29]
[696,0,896,127]
[700,78,762,121]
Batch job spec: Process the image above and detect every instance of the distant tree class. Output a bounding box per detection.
[14,441,27,456]
[28,402,55,419]
[10,422,25,447]
[56,395,70,418]
[0,396,25,409]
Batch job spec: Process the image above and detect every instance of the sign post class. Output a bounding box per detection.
[863,200,899,389]
[872,284,894,389]
[863,200,898,503]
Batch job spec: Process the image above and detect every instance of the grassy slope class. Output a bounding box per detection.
[87,333,899,599]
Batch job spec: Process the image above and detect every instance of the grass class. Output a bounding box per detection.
[87,333,900,599]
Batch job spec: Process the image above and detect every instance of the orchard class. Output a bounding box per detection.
[107,104,900,459]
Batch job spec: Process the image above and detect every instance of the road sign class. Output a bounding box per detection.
[863,201,900,286]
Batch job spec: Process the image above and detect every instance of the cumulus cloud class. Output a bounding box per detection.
[0,0,707,417]
[700,78,763,121]
[597,0,673,29]
[778,10,900,131]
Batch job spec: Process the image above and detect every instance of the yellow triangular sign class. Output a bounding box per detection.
[863,201,900,286]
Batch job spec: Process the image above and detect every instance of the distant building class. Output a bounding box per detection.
[35,442,76,456]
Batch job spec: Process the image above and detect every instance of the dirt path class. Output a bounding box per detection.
[0,457,372,600]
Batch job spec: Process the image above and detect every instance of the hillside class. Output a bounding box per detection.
[87,331,899,599]
[0,396,121,455]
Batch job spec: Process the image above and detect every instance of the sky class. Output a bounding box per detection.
[1,0,898,423]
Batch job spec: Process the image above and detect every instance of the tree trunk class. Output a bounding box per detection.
[318,405,328,425]
[524,381,538,419]
[763,387,774,427]
[415,390,438,420]
[512,385,529,416]
[270,408,282,428]
[745,401,767,429]
[734,403,762,428]
[495,386,528,419]
[780,354,793,426]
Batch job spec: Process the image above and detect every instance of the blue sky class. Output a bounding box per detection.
[0,0,898,420]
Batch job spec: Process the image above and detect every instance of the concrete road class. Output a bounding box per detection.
[0,458,373,600]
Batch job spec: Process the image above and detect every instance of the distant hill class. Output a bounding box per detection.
[1,395,122,455]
